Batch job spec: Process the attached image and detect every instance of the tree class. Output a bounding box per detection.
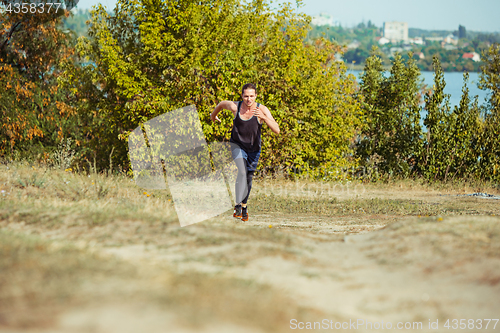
[422,58,483,181]
[0,0,83,160]
[358,47,423,177]
[421,56,453,180]
[343,45,370,64]
[477,44,500,180]
[443,73,481,181]
[356,46,384,165]
[64,0,362,176]
[479,44,500,113]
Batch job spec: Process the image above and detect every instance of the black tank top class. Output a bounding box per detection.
[230,102,263,152]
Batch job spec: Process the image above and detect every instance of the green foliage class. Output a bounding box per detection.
[421,56,453,180]
[3,1,499,184]
[358,48,499,183]
[414,44,482,72]
[343,45,370,65]
[307,23,379,48]
[477,44,500,180]
[443,73,481,180]
[16,172,46,189]
[64,0,362,177]
[385,55,482,182]
[0,3,85,162]
[479,44,500,113]
[357,47,423,177]
[470,32,500,46]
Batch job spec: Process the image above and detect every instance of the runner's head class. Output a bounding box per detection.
[241,83,257,108]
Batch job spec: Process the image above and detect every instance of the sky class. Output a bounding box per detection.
[75,0,500,32]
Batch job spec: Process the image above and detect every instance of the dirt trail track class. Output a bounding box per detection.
[96,216,500,333]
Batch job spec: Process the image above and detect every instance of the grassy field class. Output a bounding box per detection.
[1,162,500,332]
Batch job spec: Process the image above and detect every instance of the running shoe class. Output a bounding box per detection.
[241,206,248,222]
[233,204,242,219]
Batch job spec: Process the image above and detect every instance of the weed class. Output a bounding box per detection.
[52,138,76,170]
[16,173,46,188]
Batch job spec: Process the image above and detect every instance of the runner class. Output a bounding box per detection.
[210,83,280,221]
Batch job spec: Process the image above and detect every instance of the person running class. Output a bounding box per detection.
[210,83,280,221]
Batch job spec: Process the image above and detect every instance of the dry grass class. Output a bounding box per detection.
[0,162,178,227]
[2,161,500,331]
[250,177,500,217]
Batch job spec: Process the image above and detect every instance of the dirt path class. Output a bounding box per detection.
[95,216,500,332]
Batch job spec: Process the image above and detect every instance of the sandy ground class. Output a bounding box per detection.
[1,186,500,333]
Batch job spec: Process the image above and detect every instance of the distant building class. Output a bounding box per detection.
[425,36,444,43]
[311,13,340,27]
[415,52,425,60]
[443,34,458,46]
[383,21,408,43]
[463,52,481,62]
[377,37,390,45]
[347,40,361,49]
[410,37,424,45]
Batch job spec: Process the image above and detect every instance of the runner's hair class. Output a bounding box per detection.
[241,83,257,95]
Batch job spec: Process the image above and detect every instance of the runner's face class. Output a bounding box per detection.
[242,89,256,108]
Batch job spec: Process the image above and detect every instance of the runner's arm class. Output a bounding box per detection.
[211,101,238,122]
[255,105,280,134]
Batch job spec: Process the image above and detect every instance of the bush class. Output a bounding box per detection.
[0,6,84,161]
[64,0,362,177]
[357,47,423,177]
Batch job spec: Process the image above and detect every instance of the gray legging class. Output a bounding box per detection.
[234,158,255,205]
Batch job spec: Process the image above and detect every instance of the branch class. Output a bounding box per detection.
[0,20,22,53]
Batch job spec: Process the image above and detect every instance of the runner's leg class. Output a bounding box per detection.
[242,150,260,205]
[230,144,249,205]
[242,170,254,204]
[234,158,248,205]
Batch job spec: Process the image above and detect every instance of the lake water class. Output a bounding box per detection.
[349,70,489,108]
